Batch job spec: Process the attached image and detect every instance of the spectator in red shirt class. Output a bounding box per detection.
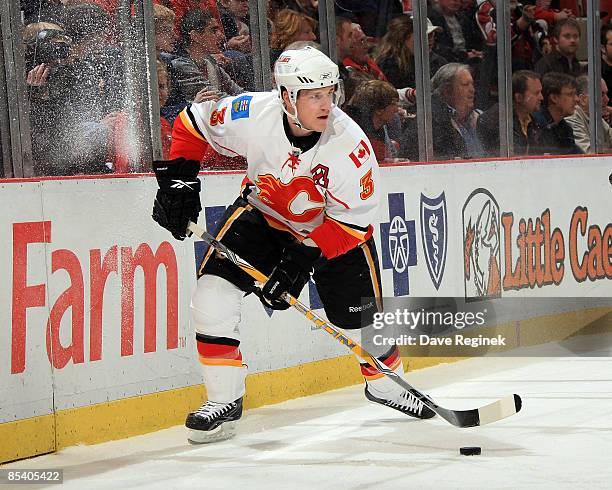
[532,0,581,27]
[343,24,388,82]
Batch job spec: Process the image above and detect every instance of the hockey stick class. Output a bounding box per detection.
[187,221,522,427]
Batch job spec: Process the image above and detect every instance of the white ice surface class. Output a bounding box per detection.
[4,335,612,489]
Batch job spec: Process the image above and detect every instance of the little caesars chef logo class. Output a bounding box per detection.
[463,188,502,300]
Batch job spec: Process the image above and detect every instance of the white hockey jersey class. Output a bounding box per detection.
[170,91,380,259]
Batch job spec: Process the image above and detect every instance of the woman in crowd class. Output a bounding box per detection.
[269,9,317,65]
[375,15,446,91]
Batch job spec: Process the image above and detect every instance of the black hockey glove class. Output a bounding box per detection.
[259,241,321,310]
[152,158,202,240]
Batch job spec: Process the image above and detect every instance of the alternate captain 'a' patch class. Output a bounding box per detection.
[231,95,253,120]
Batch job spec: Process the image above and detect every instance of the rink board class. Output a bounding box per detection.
[0,155,610,462]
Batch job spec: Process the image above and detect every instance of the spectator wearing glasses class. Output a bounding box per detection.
[565,76,612,153]
[533,71,583,154]
[401,63,485,161]
[343,23,388,82]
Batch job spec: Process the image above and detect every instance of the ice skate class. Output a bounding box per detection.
[186,397,243,444]
[365,382,436,419]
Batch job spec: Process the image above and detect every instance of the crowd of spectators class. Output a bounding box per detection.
[331,0,610,161]
[24,2,126,175]
[17,0,612,176]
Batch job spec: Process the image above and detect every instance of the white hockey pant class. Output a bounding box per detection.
[190,275,247,403]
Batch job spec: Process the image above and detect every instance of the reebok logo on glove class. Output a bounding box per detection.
[152,158,202,241]
[170,180,199,190]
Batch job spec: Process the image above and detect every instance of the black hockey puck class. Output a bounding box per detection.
[459,446,481,456]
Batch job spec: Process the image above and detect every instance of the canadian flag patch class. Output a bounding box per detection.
[349,140,371,168]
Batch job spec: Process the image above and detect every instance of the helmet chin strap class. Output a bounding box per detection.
[281,103,316,132]
[281,91,317,132]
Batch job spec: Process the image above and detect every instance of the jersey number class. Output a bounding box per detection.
[360,169,374,200]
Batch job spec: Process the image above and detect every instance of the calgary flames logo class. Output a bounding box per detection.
[256,174,325,223]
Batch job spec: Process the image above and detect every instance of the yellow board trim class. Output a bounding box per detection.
[0,415,55,464]
[0,352,457,464]
[1,307,610,464]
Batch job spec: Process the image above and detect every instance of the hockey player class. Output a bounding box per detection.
[152,47,435,443]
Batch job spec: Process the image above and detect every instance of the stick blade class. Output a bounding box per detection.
[477,394,522,426]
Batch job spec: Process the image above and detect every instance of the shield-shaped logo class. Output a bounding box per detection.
[420,192,447,290]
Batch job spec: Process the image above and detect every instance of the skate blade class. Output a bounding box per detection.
[187,421,237,444]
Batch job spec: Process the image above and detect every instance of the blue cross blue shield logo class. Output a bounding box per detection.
[380,193,417,296]
[420,192,448,290]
